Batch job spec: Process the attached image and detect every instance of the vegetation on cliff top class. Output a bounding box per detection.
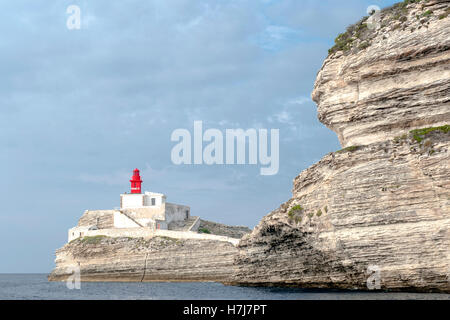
[328,0,440,56]
[79,235,107,244]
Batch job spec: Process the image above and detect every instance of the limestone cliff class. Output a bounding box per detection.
[230,0,450,292]
[50,203,250,281]
[313,0,450,147]
[49,236,238,282]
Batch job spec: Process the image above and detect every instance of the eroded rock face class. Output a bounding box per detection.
[231,1,450,292]
[312,0,450,148]
[48,236,238,282]
[199,220,252,239]
[231,131,450,292]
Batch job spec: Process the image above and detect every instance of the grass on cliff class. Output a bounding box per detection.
[79,235,107,244]
[336,145,360,153]
[410,125,450,143]
[327,0,434,56]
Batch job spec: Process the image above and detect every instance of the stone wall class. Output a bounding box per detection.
[165,203,190,224]
[68,227,239,246]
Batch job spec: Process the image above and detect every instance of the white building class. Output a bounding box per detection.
[67,169,193,242]
[118,191,190,230]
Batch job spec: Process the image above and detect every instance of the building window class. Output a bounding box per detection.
[186,210,189,219]
[151,198,155,206]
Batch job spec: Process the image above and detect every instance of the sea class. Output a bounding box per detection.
[0,274,449,300]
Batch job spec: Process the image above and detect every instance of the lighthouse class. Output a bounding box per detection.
[67,167,193,242]
[129,168,142,194]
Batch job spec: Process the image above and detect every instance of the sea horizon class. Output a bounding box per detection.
[0,274,449,300]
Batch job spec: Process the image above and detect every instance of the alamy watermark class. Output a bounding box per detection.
[66,265,81,290]
[366,265,381,290]
[171,121,279,176]
[366,5,381,30]
[66,5,81,30]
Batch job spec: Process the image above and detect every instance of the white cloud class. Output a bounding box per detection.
[78,171,130,186]
[274,110,291,124]
[287,96,311,105]
[251,24,302,51]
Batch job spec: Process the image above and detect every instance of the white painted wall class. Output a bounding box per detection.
[121,194,144,208]
[188,216,201,232]
[113,211,141,228]
[121,192,167,209]
[68,226,92,242]
[143,192,165,207]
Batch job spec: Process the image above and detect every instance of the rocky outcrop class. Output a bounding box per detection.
[231,130,449,292]
[231,0,450,292]
[199,220,252,239]
[312,0,450,147]
[49,236,238,282]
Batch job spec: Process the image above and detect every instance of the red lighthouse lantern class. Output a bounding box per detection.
[129,168,142,194]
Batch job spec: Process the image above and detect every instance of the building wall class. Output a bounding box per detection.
[68,226,92,242]
[188,216,201,232]
[154,219,168,230]
[67,227,239,245]
[120,194,144,208]
[76,192,190,236]
[119,197,189,226]
[121,206,165,221]
[143,192,165,207]
[113,211,141,228]
[120,192,166,209]
[165,203,190,225]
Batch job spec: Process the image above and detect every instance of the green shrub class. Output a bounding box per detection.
[288,205,304,223]
[410,125,450,143]
[288,205,304,218]
[317,209,323,217]
[198,227,211,234]
[336,145,360,153]
[358,41,370,50]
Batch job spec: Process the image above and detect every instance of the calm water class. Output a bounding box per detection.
[0,274,448,300]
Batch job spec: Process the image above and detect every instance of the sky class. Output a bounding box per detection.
[0,0,399,273]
